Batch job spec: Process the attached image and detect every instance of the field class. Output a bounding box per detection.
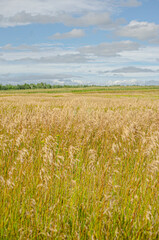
[0,86,159,239]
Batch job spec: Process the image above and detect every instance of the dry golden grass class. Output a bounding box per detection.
[0,90,159,239]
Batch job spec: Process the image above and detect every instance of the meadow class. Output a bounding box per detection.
[0,87,159,239]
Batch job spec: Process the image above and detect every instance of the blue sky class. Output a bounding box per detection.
[0,0,159,85]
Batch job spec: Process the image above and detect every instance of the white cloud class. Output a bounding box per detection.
[1,44,39,51]
[0,0,141,19]
[0,0,110,17]
[0,54,90,64]
[111,66,155,73]
[0,11,117,28]
[120,46,159,63]
[0,41,141,65]
[0,0,131,28]
[50,29,85,39]
[0,43,74,60]
[67,12,113,28]
[0,43,91,63]
[116,20,159,41]
[0,0,118,27]
[1,42,159,86]
[1,43,159,66]
[79,40,140,57]
[99,66,157,74]
[120,0,141,7]
[109,78,140,85]
[0,73,81,85]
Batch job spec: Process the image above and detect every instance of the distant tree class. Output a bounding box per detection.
[24,83,31,89]
[0,82,99,90]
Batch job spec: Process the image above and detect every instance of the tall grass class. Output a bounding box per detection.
[0,93,159,239]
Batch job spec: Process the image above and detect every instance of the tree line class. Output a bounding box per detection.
[0,82,89,90]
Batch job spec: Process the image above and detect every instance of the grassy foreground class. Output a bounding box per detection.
[0,88,159,239]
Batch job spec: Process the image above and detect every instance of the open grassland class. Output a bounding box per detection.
[0,88,159,239]
[1,85,159,95]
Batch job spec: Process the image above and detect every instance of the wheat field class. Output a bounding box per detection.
[0,89,159,239]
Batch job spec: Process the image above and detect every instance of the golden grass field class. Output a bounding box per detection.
[0,87,159,239]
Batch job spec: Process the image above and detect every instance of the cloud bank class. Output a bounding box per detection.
[50,29,85,40]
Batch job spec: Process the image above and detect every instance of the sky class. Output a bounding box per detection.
[0,0,159,86]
